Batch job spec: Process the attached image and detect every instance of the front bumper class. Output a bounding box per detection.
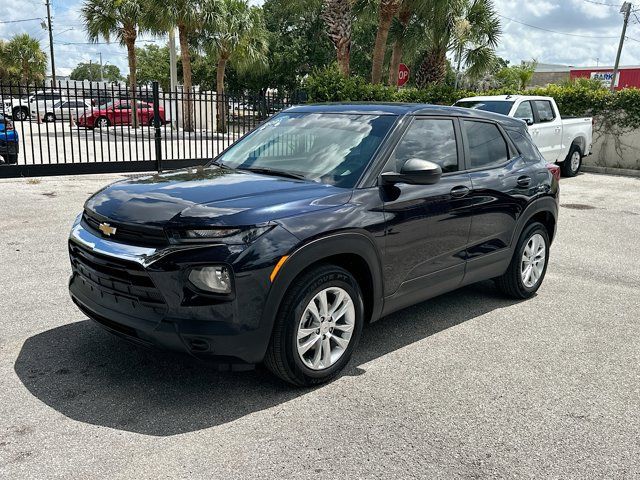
[68,217,298,364]
[0,138,19,163]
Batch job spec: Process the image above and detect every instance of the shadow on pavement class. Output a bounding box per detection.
[14,281,519,436]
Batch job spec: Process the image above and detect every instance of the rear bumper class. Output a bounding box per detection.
[67,217,296,364]
[0,138,19,162]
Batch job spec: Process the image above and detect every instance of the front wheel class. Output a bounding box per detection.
[264,265,364,386]
[12,107,28,121]
[495,222,550,299]
[561,145,582,177]
[94,117,110,128]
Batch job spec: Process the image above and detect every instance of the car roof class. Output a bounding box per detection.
[284,102,528,130]
[457,94,554,102]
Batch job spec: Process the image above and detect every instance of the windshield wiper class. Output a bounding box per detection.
[237,167,308,181]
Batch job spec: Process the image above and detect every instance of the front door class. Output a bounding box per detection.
[530,99,562,162]
[382,117,474,302]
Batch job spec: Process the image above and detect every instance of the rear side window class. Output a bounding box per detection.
[392,118,459,173]
[533,100,555,122]
[509,130,544,163]
[463,120,509,169]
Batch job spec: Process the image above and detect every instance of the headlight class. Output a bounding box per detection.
[188,265,232,294]
[170,226,272,244]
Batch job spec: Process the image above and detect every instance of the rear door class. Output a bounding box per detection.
[530,99,563,162]
[461,119,536,283]
[382,116,474,300]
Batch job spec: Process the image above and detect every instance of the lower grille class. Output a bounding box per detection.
[69,241,165,306]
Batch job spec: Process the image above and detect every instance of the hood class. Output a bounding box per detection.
[85,165,352,228]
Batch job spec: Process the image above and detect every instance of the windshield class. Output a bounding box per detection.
[456,100,514,115]
[213,112,397,188]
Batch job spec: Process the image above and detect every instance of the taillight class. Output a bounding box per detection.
[546,163,561,182]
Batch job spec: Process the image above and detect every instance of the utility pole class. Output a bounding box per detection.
[99,52,104,83]
[45,0,56,86]
[168,28,178,128]
[611,1,632,92]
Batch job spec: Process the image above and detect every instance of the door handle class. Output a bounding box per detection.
[450,185,470,198]
[517,175,532,187]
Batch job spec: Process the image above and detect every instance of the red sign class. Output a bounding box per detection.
[397,63,410,87]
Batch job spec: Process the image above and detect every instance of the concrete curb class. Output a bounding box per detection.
[582,165,640,178]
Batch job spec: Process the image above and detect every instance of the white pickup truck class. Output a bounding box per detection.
[1,91,65,122]
[455,95,592,177]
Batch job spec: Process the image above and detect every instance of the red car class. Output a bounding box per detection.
[77,99,165,128]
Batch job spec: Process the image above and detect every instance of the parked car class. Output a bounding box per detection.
[68,103,559,385]
[0,114,19,164]
[454,95,592,177]
[77,99,165,128]
[32,98,93,123]
[3,91,65,121]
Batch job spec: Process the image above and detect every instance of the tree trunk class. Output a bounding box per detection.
[125,36,138,128]
[322,0,352,76]
[415,47,448,88]
[387,5,411,86]
[216,57,227,133]
[371,0,401,84]
[178,24,194,133]
[336,40,350,76]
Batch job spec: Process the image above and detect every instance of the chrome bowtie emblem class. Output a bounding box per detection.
[98,222,117,237]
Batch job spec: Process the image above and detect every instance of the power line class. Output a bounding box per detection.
[498,13,621,39]
[0,17,42,24]
[583,0,623,6]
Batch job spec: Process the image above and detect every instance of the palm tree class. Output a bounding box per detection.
[387,0,414,86]
[321,0,353,76]
[146,0,201,132]
[82,0,148,127]
[203,0,269,132]
[3,34,47,85]
[414,0,500,88]
[370,0,402,84]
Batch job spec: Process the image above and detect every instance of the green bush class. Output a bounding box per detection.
[304,65,640,131]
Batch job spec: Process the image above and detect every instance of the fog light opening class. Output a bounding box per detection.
[188,266,232,294]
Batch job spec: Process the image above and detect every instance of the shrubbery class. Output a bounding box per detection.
[304,65,640,131]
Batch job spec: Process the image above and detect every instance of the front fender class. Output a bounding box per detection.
[255,231,385,361]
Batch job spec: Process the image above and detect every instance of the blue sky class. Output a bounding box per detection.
[2,0,640,77]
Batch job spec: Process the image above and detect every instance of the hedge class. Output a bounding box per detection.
[304,65,640,131]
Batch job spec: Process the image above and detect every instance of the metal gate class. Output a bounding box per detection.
[0,80,298,178]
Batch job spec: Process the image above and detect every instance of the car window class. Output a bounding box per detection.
[508,130,544,163]
[391,118,459,173]
[533,100,555,123]
[514,101,534,124]
[463,120,510,169]
[118,103,131,110]
[59,101,69,108]
[455,100,514,116]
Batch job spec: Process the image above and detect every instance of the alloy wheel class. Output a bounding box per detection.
[521,233,546,288]
[296,287,355,370]
[570,151,581,173]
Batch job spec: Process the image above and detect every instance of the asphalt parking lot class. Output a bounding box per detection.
[0,172,639,479]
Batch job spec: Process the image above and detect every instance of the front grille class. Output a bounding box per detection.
[69,241,165,306]
[82,210,168,247]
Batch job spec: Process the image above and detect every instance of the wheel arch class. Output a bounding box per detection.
[259,231,384,352]
[512,197,558,246]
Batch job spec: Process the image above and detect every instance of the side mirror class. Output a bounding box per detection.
[525,118,534,126]
[380,159,443,186]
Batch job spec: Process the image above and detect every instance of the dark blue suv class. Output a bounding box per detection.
[0,114,19,164]
[68,104,559,385]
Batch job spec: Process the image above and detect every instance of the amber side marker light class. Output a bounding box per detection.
[270,256,289,282]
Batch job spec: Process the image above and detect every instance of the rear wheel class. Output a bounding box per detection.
[264,265,364,386]
[94,117,110,128]
[44,112,56,122]
[12,107,28,121]
[495,222,550,299]
[561,145,582,177]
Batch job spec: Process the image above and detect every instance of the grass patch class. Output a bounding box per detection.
[26,178,41,185]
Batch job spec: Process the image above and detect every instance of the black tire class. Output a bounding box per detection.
[44,113,56,123]
[495,222,550,299]
[264,264,364,386]
[561,144,582,177]
[6,153,18,165]
[12,107,28,121]
[94,117,110,128]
